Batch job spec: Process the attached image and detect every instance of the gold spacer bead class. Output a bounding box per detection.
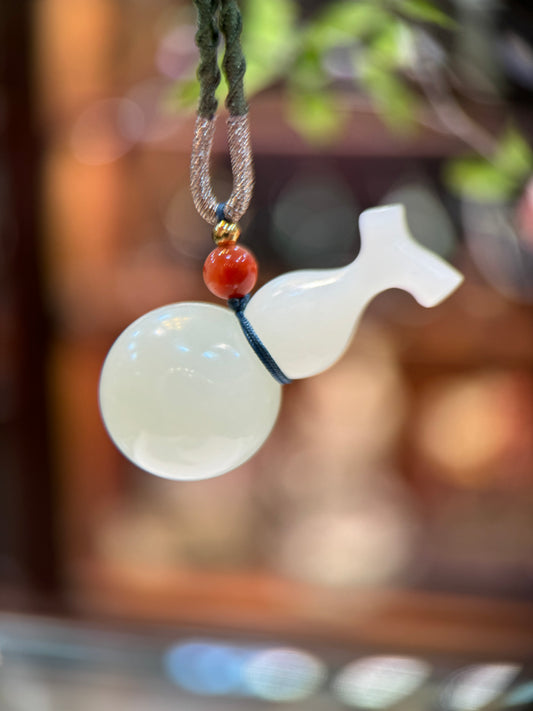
[213,220,241,245]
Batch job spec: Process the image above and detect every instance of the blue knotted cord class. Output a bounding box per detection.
[216,202,228,221]
[227,294,292,385]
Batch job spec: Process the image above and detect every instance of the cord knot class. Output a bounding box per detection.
[227,295,292,385]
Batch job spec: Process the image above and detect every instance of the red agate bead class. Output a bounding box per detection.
[203,242,258,299]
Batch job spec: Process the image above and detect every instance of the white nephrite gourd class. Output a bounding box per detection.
[99,303,282,481]
[246,205,464,380]
[99,205,463,481]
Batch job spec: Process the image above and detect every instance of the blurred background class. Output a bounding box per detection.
[1,0,533,709]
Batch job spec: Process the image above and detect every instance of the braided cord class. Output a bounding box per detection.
[228,296,292,384]
[219,0,247,116]
[193,0,221,118]
[191,114,253,224]
[193,0,247,118]
[191,3,285,386]
[191,0,253,226]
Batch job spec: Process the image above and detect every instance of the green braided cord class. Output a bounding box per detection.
[193,0,221,118]
[219,0,247,116]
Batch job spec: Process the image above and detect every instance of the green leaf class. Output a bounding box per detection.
[287,89,346,144]
[444,157,518,202]
[242,0,298,95]
[165,77,199,112]
[369,19,415,69]
[359,60,418,132]
[291,46,325,91]
[304,1,390,51]
[395,0,455,28]
[492,126,533,180]
[445,127,533,201]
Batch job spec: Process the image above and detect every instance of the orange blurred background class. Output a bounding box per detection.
[1,1,533,709]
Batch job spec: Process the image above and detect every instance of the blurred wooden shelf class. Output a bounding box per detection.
[69,561,533,659]
[45,91,516,160]
[136,94,471,160]
[127,92,533,159]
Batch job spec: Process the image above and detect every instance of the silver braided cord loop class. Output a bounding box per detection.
[225,114,254,222]
[191,116,217,224]
[190,114,254,225]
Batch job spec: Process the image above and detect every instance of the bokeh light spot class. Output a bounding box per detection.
[442,663,521,711]
[333,655,431,709]
[71,98,144,165]
[243,647,326,702]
